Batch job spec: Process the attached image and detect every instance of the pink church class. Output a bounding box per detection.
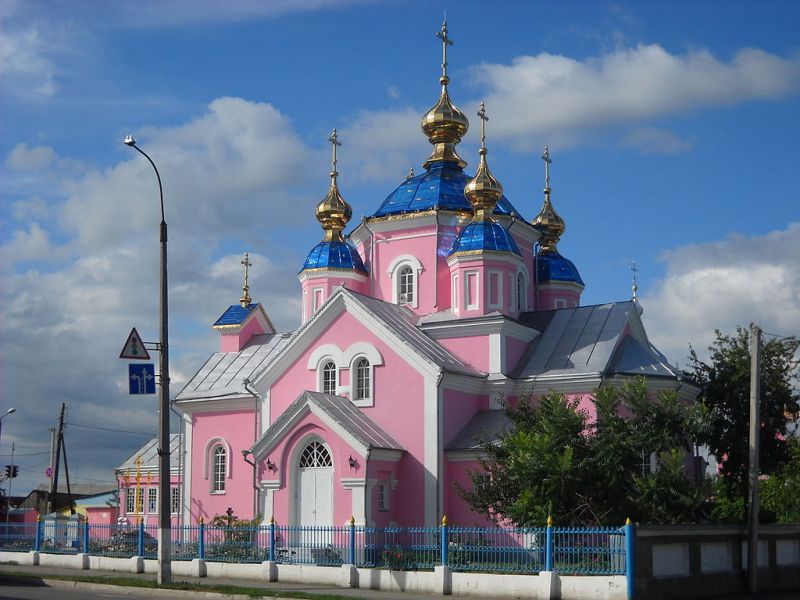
[174,23,689,529]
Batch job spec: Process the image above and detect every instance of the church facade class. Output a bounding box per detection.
[174,23,691,529]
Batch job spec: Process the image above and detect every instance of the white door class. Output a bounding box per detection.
[296,441,334,527]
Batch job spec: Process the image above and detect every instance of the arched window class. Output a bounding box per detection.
[299,441,332,468]
[354,358,371,400]
[398,265,414,304]
[517,272,526,312]
[322,360,337,395]
[212,445,227,493]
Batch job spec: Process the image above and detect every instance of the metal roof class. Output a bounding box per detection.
[348,289,485,377]
[514,301,673,378]
[371,160,523,218]
[449,220,521,256]
[116,434,181,471]
[213,303,259,327]
[176,333,292,400]
[253,390,404,454]
[445,410,511,450]
[302,240,368,273]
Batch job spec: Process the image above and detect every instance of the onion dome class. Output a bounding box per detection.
[421,20,469,169]
[302,129,366,274]
[531,146,565,253]
[450,103,520,257]
[536,251,583,285]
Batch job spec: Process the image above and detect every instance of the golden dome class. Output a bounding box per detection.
[421,21,469,169]
[315,129,352,242]
[532,191,565,252]
[464,103,502,221]
[532,146,565,252]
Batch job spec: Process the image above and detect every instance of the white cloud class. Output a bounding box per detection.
[0,23,56,97]
[621,127,693,155]
[470,44,800,147]
[6,143,57,170]
[641,223,800,365]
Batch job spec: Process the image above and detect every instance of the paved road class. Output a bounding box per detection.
[0,576,165,600]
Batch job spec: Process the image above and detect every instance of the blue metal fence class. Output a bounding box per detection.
[0,518,632,578]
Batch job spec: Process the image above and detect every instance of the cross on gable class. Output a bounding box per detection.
[240,252,252,306]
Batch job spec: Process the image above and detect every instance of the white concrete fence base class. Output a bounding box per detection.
[0,551,626,599]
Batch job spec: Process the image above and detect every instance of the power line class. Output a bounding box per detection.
[66,421,156,436]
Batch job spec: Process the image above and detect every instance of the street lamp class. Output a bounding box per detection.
[0,408,16,446]
[124,135,172,585]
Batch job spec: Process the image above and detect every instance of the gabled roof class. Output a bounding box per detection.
[116,434,181,471]
[251,390,404,458]
[212,303,275,333]
[176,332,292,400]
[514,301,678,379]
[445,410,511,450]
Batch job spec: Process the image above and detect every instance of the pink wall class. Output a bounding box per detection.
[443,458,495,527]
[267,310,428,525]
[536,286,582,311]
[86,506,118,526]
[190,410,258,523]
[438,335,489,373]
[301,275,369,323]
[219,315,266,353]
[505,335,530,375]
[442,388,482,446]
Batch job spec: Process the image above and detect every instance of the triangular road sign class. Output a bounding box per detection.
[120,327,151,360]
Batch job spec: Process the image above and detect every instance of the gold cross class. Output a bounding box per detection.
[240,252,252,306]
[328,129,341,175]
[477,102,489,149]
[436,19,453,79]
[541,146,552,190]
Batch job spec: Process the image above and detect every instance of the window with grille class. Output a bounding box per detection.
[299,441,332,469]
[398,265,414,304]
[148,488,157,513]
[322,361,336,394]
[378,481,389,511]
[126,488,136,514]
[355,358,371,400]
[171,487,181,514]
[212,445,227,492]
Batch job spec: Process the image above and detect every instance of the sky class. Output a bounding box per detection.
[1,0,799,496]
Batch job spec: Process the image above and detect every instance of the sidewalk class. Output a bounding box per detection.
[0,562,478,600]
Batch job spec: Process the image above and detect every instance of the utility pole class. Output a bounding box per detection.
[747,324,761,593]
[48,404,66,514]
[5,442,14,524]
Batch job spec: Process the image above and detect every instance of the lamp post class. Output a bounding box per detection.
[1,409,15,525]
[124,135,172,585]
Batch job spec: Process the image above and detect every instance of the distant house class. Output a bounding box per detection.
[114,434,182,527]
[16,483,117,520]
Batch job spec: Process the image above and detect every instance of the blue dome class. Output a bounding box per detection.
[536,251,584,285]
[449,221,521,256]
[372,161,523,218]
[302,240,367,273]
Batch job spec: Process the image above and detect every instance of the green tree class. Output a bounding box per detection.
[457,380,709,526]
[761,438,800,524]
[689,327,799,504]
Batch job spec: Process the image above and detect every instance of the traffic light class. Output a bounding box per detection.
[3,465,10,478]
[11,465,18,478]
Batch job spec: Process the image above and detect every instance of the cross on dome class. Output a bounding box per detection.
[630,259,639,301]
[240,252,252,307]
[328,128,341,177]
[477,101,489,150]
[436,19,453,83]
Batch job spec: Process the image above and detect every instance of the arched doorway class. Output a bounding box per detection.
[295,440,333,528]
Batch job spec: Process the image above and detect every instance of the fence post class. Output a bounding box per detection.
[83,521,90,554]
[348,516,356,565]
[34,516,42,552]
[137,518,144,557]
[268,516,275,561]
[545,516,554,572]
[198,517,206,560]
[625,518,635,600]
[440,515,449,567]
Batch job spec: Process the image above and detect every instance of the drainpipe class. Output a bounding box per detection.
[242,379,260,520]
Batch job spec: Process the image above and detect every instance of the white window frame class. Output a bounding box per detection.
[488,270,503,310]
[126,488,136,514]
[171,486,181,515]
[312,288,324,313]
[465,271,479,311]
[378,481,389,512]
[212,445,227,493]
[451,274,459,311]
[351,356,374,407]
[517,272,527,312]
[147,488,157,513]
[387,255,422,309]
[321,360,337,395]
[554,298,567,309]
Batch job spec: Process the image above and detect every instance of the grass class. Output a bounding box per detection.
[0,570,360,599]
